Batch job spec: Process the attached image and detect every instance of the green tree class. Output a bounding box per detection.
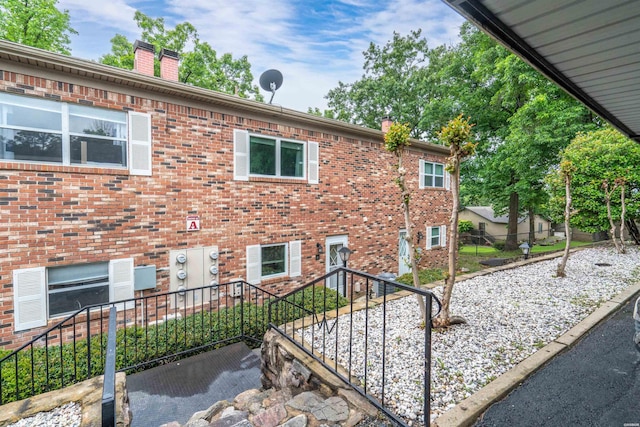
[445,24,600,249]
[0,0,77,54]
[383,121,427,323]
[100,11,262,101]
[433,115,475,328]
[548,128,640,253]
[325,30,436,138]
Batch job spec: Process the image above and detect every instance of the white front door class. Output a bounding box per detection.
[399,230,411,276]
[326,235,348,295]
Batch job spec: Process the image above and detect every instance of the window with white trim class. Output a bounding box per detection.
[419,160,448,189]
[426,225,447,249]
[13,258,134,331]
[233,129,318,183]
[245,241,301,285]
[0,92,151,174]
[250,136,304,178]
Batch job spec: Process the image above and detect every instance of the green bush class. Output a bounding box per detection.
[0,286,348,404]
[458,220,474,233]
[493,240,506,251]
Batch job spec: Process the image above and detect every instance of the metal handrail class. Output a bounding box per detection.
[0,280,278,405]
[269,267,441,427]
[102,307,117,427]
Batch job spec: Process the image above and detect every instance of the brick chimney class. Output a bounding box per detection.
[159,48,179,81]
[381,117,393,133]
[133,40,155,77]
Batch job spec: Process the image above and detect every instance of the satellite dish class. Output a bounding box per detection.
[259,69,283,104]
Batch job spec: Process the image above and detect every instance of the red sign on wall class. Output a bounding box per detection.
[186,215,200,231]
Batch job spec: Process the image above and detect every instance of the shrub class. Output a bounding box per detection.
[458,220,474,233]
[493,240,506,251]
[0,286,348,404]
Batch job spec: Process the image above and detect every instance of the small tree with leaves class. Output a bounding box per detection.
[384,122,427,322]
[433,115,475,328]
[555,159,575,277]
[548,128,640,257]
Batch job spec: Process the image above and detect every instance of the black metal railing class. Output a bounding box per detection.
[0,280,278,405]
[102,306,117,427]
[269,268,441,427]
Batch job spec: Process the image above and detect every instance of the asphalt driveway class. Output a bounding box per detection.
[473,293,640,427]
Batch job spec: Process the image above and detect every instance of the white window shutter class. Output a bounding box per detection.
[308,141,319,184]
[426,227,433,250]
[109,258,134,303]
[246,245,261,285]
[419,160,425,189]
[129,112,152,176]
[441,225,447,248]
[13,267,47,331]
[289,240,302,277]
[234,130,250,181]
[445,170,451,190]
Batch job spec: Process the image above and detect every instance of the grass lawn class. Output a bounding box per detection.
[398,240,594,286]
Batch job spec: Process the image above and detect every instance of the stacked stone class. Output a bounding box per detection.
[159,387,392,427]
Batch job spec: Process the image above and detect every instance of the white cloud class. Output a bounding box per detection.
[60,0,465,113]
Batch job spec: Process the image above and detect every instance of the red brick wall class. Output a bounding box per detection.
[0,69,451,348]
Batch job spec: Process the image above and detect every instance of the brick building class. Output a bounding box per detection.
[0,40,452,348]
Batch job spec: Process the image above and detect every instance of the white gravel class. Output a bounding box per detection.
[7,402,81,427]
[297,246,640,426]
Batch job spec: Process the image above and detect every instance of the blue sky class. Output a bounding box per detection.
[57,0,465,112]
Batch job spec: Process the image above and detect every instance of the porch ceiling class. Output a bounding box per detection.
[443,0,640,142]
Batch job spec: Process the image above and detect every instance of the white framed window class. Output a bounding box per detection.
[538,222,543,233]
[0,92,151,175]
[426,225,447,250]
[13,258,134,331]
[246,241,301,285]
[234,129,318,183]
[419,160,449,189]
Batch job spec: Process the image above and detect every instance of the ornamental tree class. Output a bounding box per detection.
[433,115,475,328]
[548,128,640,255]
[383,121,427,323]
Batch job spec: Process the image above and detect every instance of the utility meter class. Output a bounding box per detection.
[209,266,218,275]
[176,253,187,264]
[209,251,219,260]
[176,269,187,280]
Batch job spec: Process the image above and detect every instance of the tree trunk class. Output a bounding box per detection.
[557,173,572,277]
[505,191,519,251]
[435,159,460,328]
[604,182,623,254]
[528,206,535,245]
[398,152,427,322]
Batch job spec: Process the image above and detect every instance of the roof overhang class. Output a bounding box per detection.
[443,0,640,143]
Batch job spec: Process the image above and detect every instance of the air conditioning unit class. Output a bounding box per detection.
[374,273,397,298]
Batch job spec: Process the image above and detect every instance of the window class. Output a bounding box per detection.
[246,241,301,285]
[420,160,447,189]
[249,135,304,178]
[261,244,287,278]
[48,262,109,317]
[0,92,151,174]
[426,225,447,250]
[233,130,318,183]
[13,259,134,331]
[538,222,543,233]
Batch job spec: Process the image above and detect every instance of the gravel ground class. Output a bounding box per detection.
[6,402,81,427]
[298,246,640,426]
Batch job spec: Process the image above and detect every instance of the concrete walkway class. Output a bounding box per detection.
[473,294,640,427]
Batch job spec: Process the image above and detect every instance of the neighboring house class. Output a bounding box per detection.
[459,206,551,242]
[0,40,452,348]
